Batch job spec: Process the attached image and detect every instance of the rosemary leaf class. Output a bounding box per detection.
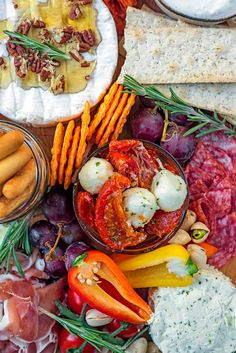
[4,30,70,61]
[123,75,236,138]
[12,247,24,277]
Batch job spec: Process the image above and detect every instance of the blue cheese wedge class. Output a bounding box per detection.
[149,265,236,353]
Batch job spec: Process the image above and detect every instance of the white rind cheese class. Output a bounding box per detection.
[0,0,118,125]
[149,265,236,353]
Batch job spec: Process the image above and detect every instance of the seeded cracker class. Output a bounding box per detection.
[58,120,75,184]
[50,123,65,186]
[76,101,91,168]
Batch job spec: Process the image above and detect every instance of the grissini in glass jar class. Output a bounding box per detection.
[0,120,49,223]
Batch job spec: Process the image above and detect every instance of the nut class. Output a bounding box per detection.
[77,41,91,53]
[0,57,6,70]
[81,29,96,46]
[39,28,52,43]
[147,342,161,353]
[85,309,113,327]
[40,66,54,82]
[33,18,46,28]
[81,61,90,67]
[181,210,197,232]
[50,74,65,94]
[168,229,191,245]
[125,338,148,353]
[69,49,84,62]
[17,18,32,35]
[70,3,82,20]
[187,244,207,269]
[190,222,210,243]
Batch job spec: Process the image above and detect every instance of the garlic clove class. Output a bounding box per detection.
[168,229,191,245]
[187,244,207,269]
[125,337,148,353]
[190,222,210,243]
[85,309,113,327]
[181,210,197,231]
[147,342,162,353]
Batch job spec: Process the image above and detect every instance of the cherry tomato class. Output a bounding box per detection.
[77,192,95,228]
[107,319,143,339]
[67,289,84,315]
[59,328,96,353]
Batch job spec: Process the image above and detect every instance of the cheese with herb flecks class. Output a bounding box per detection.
[149,265,236,353]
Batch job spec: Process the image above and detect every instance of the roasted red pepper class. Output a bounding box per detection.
[95,173,146,250]
[77,191,95,228]
[68,250,151,324]
[109,140,157,188]
[146,209,183,238]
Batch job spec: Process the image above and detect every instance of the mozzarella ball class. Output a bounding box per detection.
[151,169,187,212]
[123,187,158,228]
[79,157,113,194]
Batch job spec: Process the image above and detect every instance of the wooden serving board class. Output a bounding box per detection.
[1,0,236,284]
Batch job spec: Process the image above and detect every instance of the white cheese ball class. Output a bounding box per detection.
[122,187,158,228]
[151,169,187,212]
[79,157,113,194]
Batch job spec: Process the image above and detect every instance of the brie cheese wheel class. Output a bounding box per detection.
[151,169,187,212]
[79,157,113,195]
[149,266,236,353]
[0,0,118,125]
[122,187,158,228]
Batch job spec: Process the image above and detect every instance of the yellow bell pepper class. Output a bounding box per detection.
[124,263,193,288]
[112,244,198,288]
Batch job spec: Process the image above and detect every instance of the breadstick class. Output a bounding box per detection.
[0,130,24,160]
[2,159,36,200]
[0,181,35,218]
[0,145,32,184]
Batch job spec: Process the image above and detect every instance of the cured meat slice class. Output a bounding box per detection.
[38,277,66,313]
[189,179,208,201]
[190,198,216,234]
[207,189,232,219]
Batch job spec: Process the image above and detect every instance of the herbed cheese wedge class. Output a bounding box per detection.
[0,0,118,125]
[149,265,236,353]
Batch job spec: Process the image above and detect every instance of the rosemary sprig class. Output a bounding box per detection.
[4,30,70,61]
[0,219,31,276]
[123,75,236,138]
[40,301,148,353]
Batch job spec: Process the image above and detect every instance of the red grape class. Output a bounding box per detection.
[44,247,66,278]
[160,124,196,165]
[61,221,85,245]
[42,187,75,225]
[168,113,192,126]
[139,96,156,108]
[131,108,164,142]
[29,220,57,251]
[65,241,90,270]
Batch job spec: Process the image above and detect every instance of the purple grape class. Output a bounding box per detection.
[131,108,164,142]
[139,96,156,108]
[65,241,90,270]
[61,221,85,245]
[42,187,74,225]
[29,220,57,250]
[168,113,192,126]
[44,247,66,278]
[160,124,196,165]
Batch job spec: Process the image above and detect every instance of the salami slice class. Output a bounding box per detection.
[189,179,208,202]
[190,197,216,234]
[207,189,232,219]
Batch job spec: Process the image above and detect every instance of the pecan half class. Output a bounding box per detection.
[50,74,65,94]
[69,49,84,62]
[17,18,32,35]
[69,3,82,20]
[76,41,90,53]
[81,29,96,47]
[38,28,52,44]
[39,66,54,82]
[54,26,73,44]
[6,42,18,57]
[33,19,46,28]
[15,58,27,78]
[80,61,90,67]
[16,44,26,56]
[78,0,92,4]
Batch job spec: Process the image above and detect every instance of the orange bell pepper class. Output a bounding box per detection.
[200,242,218,257]
[68,250,152,324]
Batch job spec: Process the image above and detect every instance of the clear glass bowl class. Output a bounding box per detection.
[73,140,189,254]
[0,120,49,223]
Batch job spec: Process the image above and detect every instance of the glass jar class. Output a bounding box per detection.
[0,120,49,223]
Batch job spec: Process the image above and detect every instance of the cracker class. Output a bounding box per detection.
[64,126,81,190]
[58,120,75,185]
[76,101,91,168]
[50,123,65,186]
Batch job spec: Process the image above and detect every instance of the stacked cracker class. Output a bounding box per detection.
[119,7,236,124]
[50,86,136,189]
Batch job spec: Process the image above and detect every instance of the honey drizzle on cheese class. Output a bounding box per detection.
[0,0,98,94]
